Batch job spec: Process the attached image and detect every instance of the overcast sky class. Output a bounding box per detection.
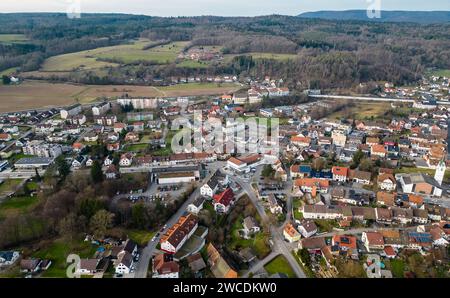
[0,0,449,17]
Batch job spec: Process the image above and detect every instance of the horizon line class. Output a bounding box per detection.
[0,9,449,18]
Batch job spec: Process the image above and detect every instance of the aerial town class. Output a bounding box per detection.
[0,72,449,279]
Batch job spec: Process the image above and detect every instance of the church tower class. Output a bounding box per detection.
[434,160,446,186]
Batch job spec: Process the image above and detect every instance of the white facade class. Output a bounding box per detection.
[60,105,82,119]
[119,157,133,167]
[200,184,216,197]
[158,174,196,185]
[117,98,158,110]
[92,102,111,116]
[379,179,396,191]
[434,160,446,186]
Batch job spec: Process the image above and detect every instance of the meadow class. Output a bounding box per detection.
[0,34,29,44]
[40,39,189,72]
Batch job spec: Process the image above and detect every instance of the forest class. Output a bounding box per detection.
[0,13,449,89]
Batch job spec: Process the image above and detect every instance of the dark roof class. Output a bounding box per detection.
[119,252,133,268]
[123,239,137,254]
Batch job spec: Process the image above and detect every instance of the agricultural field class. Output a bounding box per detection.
[0,34,29,44]
[39,39,189,72]
[94,41,188,64]
[326,101,393,121]
[0,80,240,112]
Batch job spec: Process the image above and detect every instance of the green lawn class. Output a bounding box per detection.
[264,255,296,278]
[429,69,450,77]
[0,195,39,218]
[32,238,98,278]
[293,199,303,221]
[228,215,271,259]
[124,143,148,152]
[150,129,179,156]
[388,259,405,278]
[0,179,23,196]
[314,219,338,233]
[26,181,39,191]
[0,195,37,209]
[127,230,156,246]
[94,41,188,65]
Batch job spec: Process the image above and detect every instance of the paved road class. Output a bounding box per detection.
[231,174,307,278]
[309,94,450,106]
[133,164,221,278]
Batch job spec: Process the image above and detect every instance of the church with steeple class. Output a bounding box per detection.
[434,159,446,186]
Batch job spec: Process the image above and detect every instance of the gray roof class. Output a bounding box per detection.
[243,216,259,230]
[15,157,53,165]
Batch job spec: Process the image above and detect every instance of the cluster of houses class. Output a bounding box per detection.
[74,238,139,277]
[380,76,449,104]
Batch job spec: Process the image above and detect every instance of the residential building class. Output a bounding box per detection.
[297,219,318,238]
[160,214,198,254]
[283,223,301,243]
[152,254,179,278]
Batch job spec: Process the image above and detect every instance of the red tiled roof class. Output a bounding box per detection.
[213,188,234,207]
[332,166,349,176]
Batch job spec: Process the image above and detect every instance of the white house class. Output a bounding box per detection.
[378,174,397,192]
[187,197,205,215]
[332,166,349,182]
[242,216,260,238]
[200,171,221,197]
[119,153,133,167]
[76,259,99,276]
[104,155,114,167]
[267,194,282,214]
[297,220,318,238]
[115,252,134,275]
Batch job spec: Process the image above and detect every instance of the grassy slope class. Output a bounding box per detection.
[0,34,29,43]
[40,40,189,72]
